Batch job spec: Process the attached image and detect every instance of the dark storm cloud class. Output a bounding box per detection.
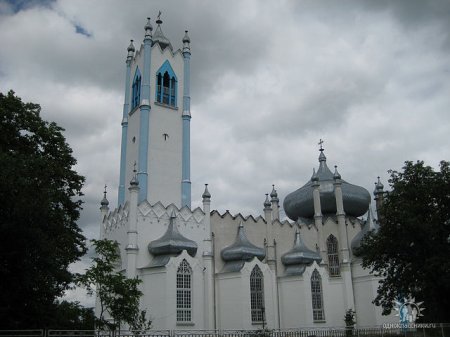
[1,0,450,306]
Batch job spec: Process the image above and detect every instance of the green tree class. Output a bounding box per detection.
[50,301,95,330]
[78,239,152,331]
[0,91,87,328]
[358,160,450,322]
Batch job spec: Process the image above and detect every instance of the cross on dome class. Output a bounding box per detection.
[318,139,324,151]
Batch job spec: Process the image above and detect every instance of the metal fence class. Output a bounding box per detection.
[0,325,448,337]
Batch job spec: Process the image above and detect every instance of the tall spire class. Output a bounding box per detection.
[152,11,173,51]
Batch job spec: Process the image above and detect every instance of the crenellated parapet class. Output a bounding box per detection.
[137,200,204,224]
[210,209,265,223]
[103,202,130,233]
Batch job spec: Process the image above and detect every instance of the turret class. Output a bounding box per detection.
[100,185,109,239]
[181,29,192,207]
[118,40,135,206]
[137,17,153,203]
[126,165,140,278]
[263,193,272,223]
[374,177,384,223]
[270,185,280,220]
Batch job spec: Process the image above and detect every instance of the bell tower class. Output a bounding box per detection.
[117,15,191,208]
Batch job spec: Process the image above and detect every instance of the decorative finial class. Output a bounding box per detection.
[130,161,139,186]
[311,168,319,182]
[264,193,271,208]
[270,184,279,201]
[333,165,341,180]
[202,183,211,200]
[182,30,190,44]
[127,39,135,52]
[101,184,109,206]
[318,138,324,151]
[156,11,162,24]
[144,17,153,34]
[374,176,384,195]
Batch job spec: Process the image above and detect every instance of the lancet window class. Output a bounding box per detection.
[327,234,340,277]
[176,259,192,322]
[156,60,177,107]
[250,265,265,323]
[131,68,141,110]
[311,269,325,321]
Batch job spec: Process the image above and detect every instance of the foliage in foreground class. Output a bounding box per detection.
[78,239,152,331]
[358,160,450,322]
[0,90,87,328]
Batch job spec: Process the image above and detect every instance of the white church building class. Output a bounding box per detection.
[98,16,397,330]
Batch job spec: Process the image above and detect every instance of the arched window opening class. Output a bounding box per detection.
[155,61,177,107]
[250,265,265,323]
[131,68,141,110]
[311,269,325,321]
[176,259,192,322]
[327,234,340,277]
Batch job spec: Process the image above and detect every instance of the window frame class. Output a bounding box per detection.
[250,265,265,324]
[176,259,193,323]
[311,269,325,322]
[155,60,177,108]
[131,68,141,111]
[327,234,340,277]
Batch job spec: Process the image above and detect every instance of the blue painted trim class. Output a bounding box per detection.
[137,32,152,203]
[181,52,191,208]
[118,59,132,206]
[138,106,149,202]
[155,60,177,107]
[131,67,141,110]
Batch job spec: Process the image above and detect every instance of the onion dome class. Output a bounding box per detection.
[270,185,279,202]
[351,207,378,256]
[100,185,109,206]
[333,165,341,180]
[144,17,153,34]
[152,13,173,51]
[148,210,197,267]
[182,30,190,44]
[202,183,211,200]
[127,40,135,53]
[373,176,384,196]
[264,193,271,209]
[221,222,265,272]
[281,230,322,275]
[283,148,371,220]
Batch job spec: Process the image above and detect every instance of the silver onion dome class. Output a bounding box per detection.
[182,30,190,44]
[221,222,265,272]
[100,185,109,206]
[127,40,135,53]
[281,230,322,275]
[148,210,197,266]
[283,149,371,220]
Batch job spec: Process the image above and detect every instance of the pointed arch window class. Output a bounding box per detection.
[250,265,265,323]
[156,60,177,107]
[176,259,192,322]
[327,234,340,277]
[311,269,325,321]
[131,68,141,110]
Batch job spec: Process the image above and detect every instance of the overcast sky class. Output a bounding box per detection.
[1,0,449,306]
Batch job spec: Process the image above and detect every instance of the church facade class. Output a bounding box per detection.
[98,17,396,330]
